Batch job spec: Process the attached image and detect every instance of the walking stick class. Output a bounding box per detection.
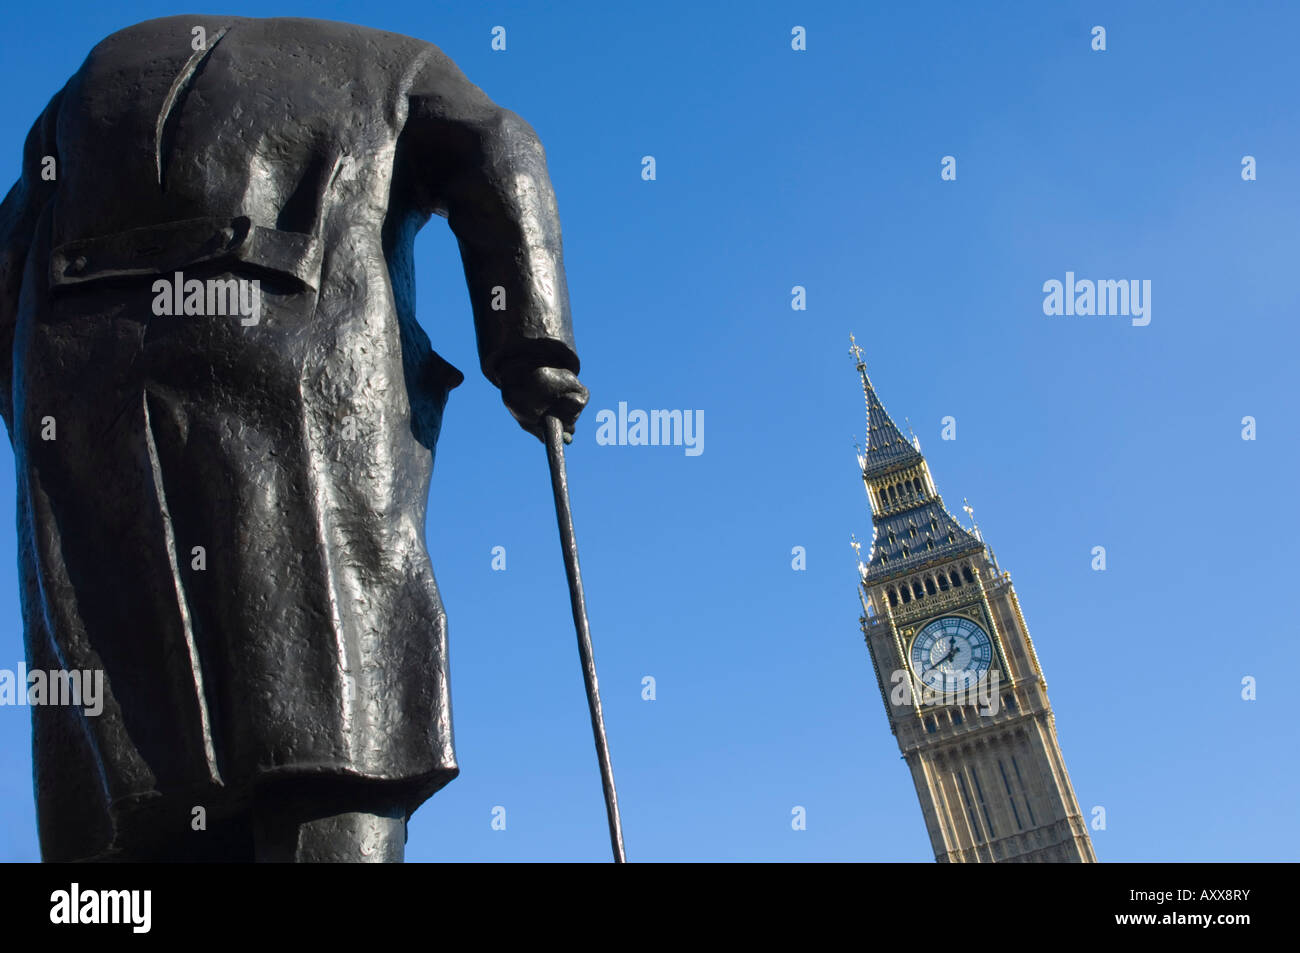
[542,414,627,863]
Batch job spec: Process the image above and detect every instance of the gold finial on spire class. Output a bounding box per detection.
[849,333,864,367]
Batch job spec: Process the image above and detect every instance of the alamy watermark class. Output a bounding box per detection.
[889,667,1001,716]
[50,883,150,933]
[594,402,704,456]
[1042,272,1151,326]
[0,663,104,716]
[152,271,261,326]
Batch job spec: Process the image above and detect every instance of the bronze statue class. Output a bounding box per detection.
[0,14,590,862]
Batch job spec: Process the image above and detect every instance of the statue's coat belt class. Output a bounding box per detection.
[49,215,322,291]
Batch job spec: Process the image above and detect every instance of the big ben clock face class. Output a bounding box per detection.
[909,616,994,693]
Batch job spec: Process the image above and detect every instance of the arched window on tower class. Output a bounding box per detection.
[887,587,899,607]
[962,566,975,584]
[925,577,937,595]
[938,573,950,591]
[950,571,962,588]
[901,587,912,604]
[912,581,924,599]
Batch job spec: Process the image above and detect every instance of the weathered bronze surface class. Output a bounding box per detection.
[0,15,587,861]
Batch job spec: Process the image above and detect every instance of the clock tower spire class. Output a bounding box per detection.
[850,336,1096,863]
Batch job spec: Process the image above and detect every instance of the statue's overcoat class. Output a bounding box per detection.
[0,15,579,859]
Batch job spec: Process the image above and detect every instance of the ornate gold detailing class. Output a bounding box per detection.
[891,584,981,625]
[863,462,938,516]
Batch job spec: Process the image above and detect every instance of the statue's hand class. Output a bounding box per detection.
[501,366,589,442]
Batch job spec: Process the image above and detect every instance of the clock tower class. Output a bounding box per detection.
[849,337,1096,863]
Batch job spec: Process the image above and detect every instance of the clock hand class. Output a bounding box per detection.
[923,639,960,676]
[918,633,972,677]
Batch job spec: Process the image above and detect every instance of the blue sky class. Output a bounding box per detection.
[0,1,1297,861]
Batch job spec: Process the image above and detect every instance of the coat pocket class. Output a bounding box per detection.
[49,216,324,293]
